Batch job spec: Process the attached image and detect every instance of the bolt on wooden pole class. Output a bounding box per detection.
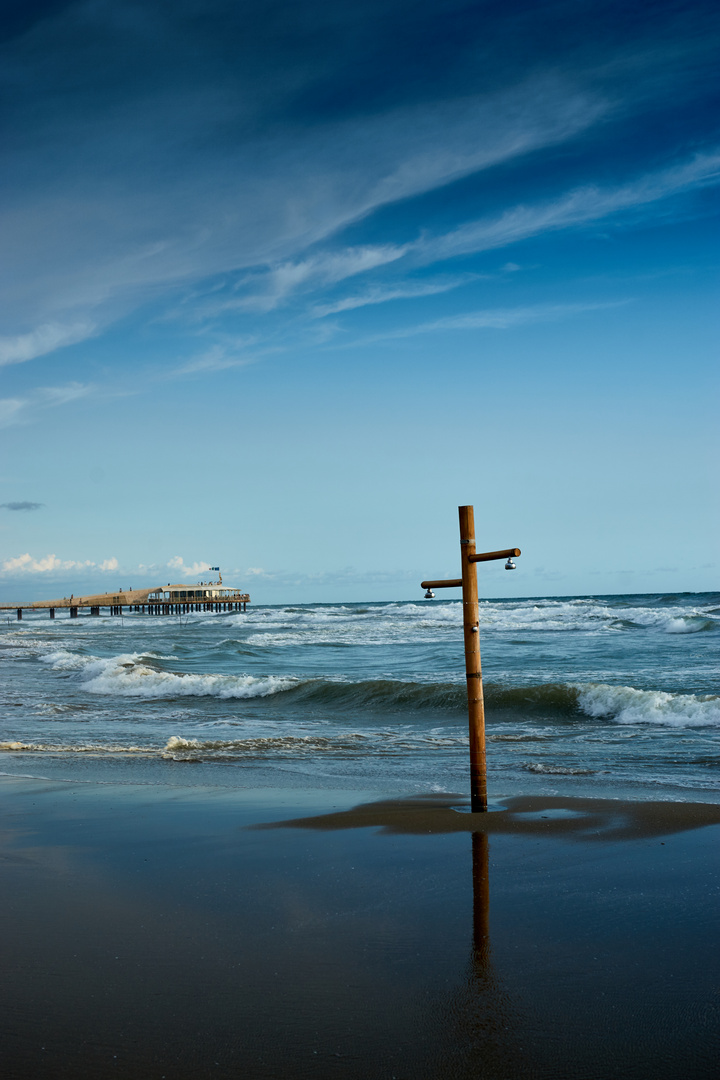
[459,505,487,812]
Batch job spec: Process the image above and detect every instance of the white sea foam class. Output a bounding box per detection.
[223,597,717,644]
[161,733,364,758]
[40,649,298,699]
[3,592,717,801]
[22,596,715,652]
[161,727,466,759]
[576,683,720,728]
[0,740,150,753]
[663,616,714,633]
[523,763,598,775]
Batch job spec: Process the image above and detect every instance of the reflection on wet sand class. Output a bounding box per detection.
[256,792,720,1079]
[430,831,533,1079]
[253,791,720,840]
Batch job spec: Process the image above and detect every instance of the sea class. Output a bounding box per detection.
[1,592,718,802]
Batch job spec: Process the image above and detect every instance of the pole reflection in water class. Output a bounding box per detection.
[256,796,720,1079]
[434,829,530,1080]
[472,831,491,966]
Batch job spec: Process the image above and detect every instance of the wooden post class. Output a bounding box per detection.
[459,505,487,812]
[421,533,520,810]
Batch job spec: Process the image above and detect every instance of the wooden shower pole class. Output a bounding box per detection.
[459,505,486,811]
[421,506,520,813]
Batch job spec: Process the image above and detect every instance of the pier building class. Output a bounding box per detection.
[1,577,249,619]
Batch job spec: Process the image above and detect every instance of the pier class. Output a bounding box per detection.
[1,580,250,619]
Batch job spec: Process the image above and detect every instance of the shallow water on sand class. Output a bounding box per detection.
[1,591,718,800]
[1,779,718,1080]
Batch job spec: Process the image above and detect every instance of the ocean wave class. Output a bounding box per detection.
[162,727,465,759]
[663,616,716,634]
[576,683,720,728]
[39,649,298,699]
[0,727,467,760]
[226,598,718,643]
[285,678,467,711]
[284,678,720,728]
[37,647,468,708]
[31,645,720,728]
[15,597,717,653]
[0,740,150,754]
[161,733,370,759]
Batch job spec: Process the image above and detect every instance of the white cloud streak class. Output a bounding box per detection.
[416,151,720,263]
[227,244,410,313]
[362,300,630,341]
[221,149,720,314]
[172,343,258,376]
[167,556,212,578]
[1,71,606,338]
[0,383,94,428]
[310,276,478,317]
[4,2,718,366]
[1,553,119,574]
[0,322,96,366]
[0,399,26,427]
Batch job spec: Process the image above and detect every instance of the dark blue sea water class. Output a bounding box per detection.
[1,592,718,801]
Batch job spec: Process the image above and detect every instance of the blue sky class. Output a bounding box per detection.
[1,0,718,603]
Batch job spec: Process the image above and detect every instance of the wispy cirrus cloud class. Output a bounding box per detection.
[359,300,630,342]
[171,341,261,377]
[37,383,94,407]
[310,275,478,317]
[415,151,720,263]
[2,1,718,382]
[223,244,411,314]
[0,383,94,428]
[0,399,26,427]
[220,149,720,316]
[2,52,606,339]
[0,502,43,511]
[0,322,96,366]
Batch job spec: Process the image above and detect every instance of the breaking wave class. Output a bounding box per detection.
[33,646,720,728]
[0,740,150,754]
[39,650,298,698]
[0,728,467,760]
[575,683,720,728]
[161,733,377,759]
[221,597,718,644]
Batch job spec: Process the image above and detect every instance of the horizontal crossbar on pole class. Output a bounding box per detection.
[468,547,521,563]
[420,548,520,589]
[420,578,463,589]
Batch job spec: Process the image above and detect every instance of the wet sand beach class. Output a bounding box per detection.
[1,775,718,1079]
